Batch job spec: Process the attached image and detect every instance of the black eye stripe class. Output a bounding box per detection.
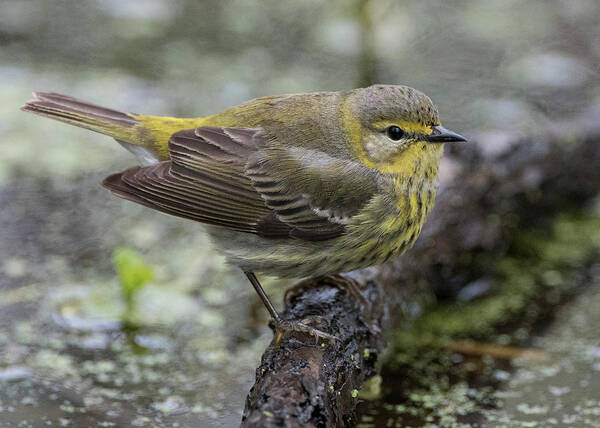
[386,126,404,141]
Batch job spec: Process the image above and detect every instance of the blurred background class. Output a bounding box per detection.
[1,1,599,426]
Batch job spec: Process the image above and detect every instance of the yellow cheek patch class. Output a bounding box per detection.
[376,144,423,174]
[339,97,442,175]
[349,119,439,174]
[372,143,443,175]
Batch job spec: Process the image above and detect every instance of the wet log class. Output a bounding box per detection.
[241,271,385,427]
[241,123,600,428]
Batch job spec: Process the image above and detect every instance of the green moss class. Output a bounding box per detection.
[113,248,154,302]
[392,211,600,346]
[377,210,600,424]
[112,247,154,325]
[358,375,381,400]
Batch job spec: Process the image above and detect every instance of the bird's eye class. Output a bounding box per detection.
[386,126,404,141]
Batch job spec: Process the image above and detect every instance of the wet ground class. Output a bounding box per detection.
[355,213,600,428]
[357,268,600,427]
[0,73,288,427]
[0,175,276,427]
[487,276,600,427]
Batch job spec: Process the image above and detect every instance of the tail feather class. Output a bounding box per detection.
[21,91,206,163]
[21,92,138,141]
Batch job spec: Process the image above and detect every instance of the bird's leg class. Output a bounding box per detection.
[243,271,337,344]
[244,271,282,324]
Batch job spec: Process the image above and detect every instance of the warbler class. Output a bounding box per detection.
[21,85,466,339]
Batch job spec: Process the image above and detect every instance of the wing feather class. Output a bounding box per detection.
[103,126,381,241]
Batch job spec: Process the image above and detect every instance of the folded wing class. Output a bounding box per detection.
[103,126,380,241]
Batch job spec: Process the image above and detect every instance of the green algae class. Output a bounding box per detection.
[361,208,600,426]
[392,210,600,346]
[112,247,155,330]
[113,248,154,308]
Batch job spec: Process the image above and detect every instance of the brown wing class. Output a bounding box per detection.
[102,126,350,241]
[246,145,381,239]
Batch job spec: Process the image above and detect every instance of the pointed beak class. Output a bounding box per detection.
[425,125,467,143]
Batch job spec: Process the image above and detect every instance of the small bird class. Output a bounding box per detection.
[21,85,466,340]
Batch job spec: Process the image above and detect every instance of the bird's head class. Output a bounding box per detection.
[344,84,466,175]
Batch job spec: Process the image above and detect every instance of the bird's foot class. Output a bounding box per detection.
[273,316,338,345]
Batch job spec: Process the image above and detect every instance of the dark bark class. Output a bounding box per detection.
[241,270,387,428]
[241,123,600,428]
